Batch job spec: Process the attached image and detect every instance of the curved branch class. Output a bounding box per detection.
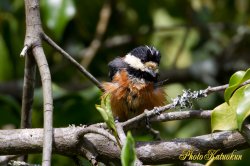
[42,33,104,92]
[32,46,53,166]
[76,126,116,143]
[0,127,248,164]
[22,0,53,165]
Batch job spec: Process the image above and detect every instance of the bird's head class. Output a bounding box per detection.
[124,46,161,82]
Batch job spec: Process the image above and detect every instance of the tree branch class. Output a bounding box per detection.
[20,51,36,162]
[22,0,53,165]
[20,51,36,129]
[151,110,211,122]
[0,127,248,165]
[32,46,53,166]
[122,80,250,130]
[42,33,104,92]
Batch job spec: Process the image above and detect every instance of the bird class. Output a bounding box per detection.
[102,46,166,121]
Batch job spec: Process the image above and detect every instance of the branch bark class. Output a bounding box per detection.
[32,46,53,166]
[20,51,36,162]
[21,0,53,165]
[21,51,36,129]
[0,127,248,165]
[122,80,250,130]
[42,33,104,91]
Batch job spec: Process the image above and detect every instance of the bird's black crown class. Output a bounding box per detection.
[108,46,161,82]
[129,46,161,64]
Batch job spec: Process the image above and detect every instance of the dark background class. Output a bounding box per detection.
[0,0,250,165]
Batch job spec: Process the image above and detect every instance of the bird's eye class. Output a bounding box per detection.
[144,61,158,71]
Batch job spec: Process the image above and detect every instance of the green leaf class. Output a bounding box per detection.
[224,68,250,103]
[95,95,116,132]
[236,84,250,130]
[212,84,250,131]
[211,102,238,132]
[121,131,136,166]
[41,0,76,40]
[95,105,109,122]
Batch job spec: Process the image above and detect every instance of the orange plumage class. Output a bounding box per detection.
[102,69,166,121]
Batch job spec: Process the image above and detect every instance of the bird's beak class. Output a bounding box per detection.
[145,68,157,78]
[144,61,159,78]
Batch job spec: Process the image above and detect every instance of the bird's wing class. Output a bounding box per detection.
[108,57,128,80]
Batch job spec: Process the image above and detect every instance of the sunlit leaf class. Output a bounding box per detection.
[95,105,109,122]
[95,95,116,132]
[211,102,238,132]
[121,131,136,166]
[236,84,250,130]
[212,84,250,131]
[224,68,250,103]
[41,0,76,40]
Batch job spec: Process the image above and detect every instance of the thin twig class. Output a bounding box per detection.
[146,125,161,140]
[151,110,211,122]
[20,50,36,162]
[115,123,126,146]
[80,0,111,68]
[42,33,104,92]
[74,126,105,166]
[203,79,250,95]
[20,51,36,129]
[23,0,53,165]
[122,104,173,130]
[20,45,29,57]
[202,84,228,95]
[33,46,53,166]
[84,150,98,166]
[115,123,143,165]
[76,126,117,143]
[122,80,250,129]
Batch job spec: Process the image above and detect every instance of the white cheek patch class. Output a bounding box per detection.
[124,54,146,71]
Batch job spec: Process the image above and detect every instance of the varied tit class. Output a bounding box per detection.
[102,46,166,121]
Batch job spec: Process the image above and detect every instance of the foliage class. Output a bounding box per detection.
[212,68,250,131]
[121,131,136,166]
[95,94,116,132]
[224,69,250,103]
[1,0,250,165]
[96,94,121,148]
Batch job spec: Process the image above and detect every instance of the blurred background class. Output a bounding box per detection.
[0,0,250,165]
